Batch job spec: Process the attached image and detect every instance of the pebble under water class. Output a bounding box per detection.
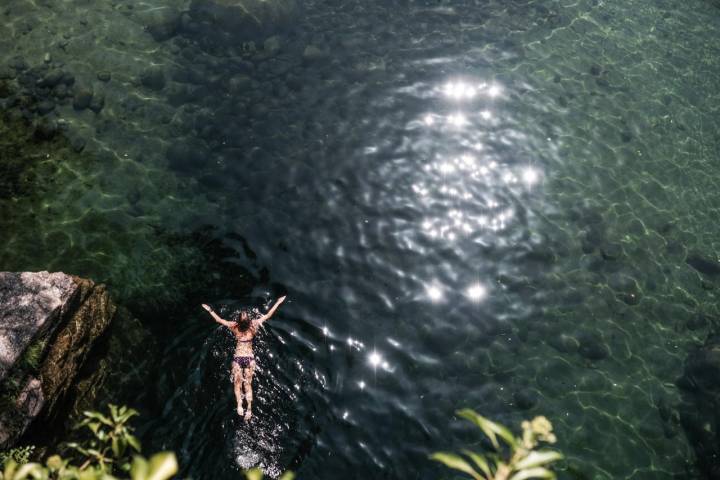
[2,0,720,478]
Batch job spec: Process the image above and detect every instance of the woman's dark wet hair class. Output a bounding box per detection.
[234,309,252,332]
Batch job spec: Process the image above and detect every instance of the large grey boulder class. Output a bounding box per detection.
[187,0,298,43]
[0,272,117,448]
[0,272,77,381]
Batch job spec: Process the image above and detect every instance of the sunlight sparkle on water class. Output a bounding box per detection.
[521,166,540,186]
[426,284,444,302]
[466,283,487,301]
[448,113,468,127]
[368,351,383,367]
[487,84,502,97]
[443,81,477,100]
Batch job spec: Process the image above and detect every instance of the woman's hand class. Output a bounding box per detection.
[201,304,213,312]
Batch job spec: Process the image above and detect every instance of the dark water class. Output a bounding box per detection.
[2,0,720,478]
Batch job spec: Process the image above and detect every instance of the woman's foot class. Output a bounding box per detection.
[237,405,244,416]
[244,409,252,422]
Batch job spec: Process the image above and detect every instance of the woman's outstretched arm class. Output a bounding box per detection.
[257,296,287,327]
[202,304,236,328]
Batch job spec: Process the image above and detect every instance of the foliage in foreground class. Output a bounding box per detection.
[244,468,295,480]
[431,409,563,480]
[0,405,177,480]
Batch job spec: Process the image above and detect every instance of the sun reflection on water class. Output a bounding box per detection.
[412,78,544,305]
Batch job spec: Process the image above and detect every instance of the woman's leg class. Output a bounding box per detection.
[242,361,256,421]
[232,363,244,416]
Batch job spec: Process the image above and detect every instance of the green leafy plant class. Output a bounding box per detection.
[0,451,177,480]
[431,410,563,480]
[244,468,295,480]
[0,404,177,480]
[66,404,141,473]
[0,447,35,468]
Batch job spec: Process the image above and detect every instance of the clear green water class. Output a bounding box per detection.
[2,0,720,478]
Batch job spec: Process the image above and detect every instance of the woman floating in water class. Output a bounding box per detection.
[202,296,287,421]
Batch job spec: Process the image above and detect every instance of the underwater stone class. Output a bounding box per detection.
[139,67,166,90]
[36,100,55,115]
[264,35,282,56]
[228,74,252,94]
[10,57,28,71]
[97,71,111,82]
[166,139,209,171]
[513,389,538,410]
[601,242,623,260]
[303,44,329,62]
[686,314,709,331]
[548,333,579,353]
[617,291,641,306]
[143,6,181,42]
[37,69,64,88]
[61,72,75,86]
[72,88,93,110]
[188,0,297,43]
[52,83,68,99]
[33,119,57,140]
[577,333,609,360]
[70,136,86,153]
[0,67,16,80]
[686,253,720,276]
[0,81,11,98]
[89,92,105,113]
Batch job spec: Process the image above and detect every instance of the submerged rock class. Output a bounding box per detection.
[577,332,609,360]
[686,253,720,276]
[166,139,210,172]
[139,67,166,91]
[187,0,298,44]
[142,6,181,42]
[303,44,330,62]
[72,88,93,110]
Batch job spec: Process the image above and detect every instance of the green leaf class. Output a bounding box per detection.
[45,455,63,471]
[430,452,484,480]
[3,460,17,480]
[111,437,121,459]
[13,462,43,479]
[145,452,178,480]
[278,472,295,480]
[83,412,113,427]
[509,467,555,480]
[130,456,148,480]
[109,405,119,422]
[245,468,264,480]
[126,435,141,453]
[462,450,492,478]
[514,451,563,470]
[457,409,517,449]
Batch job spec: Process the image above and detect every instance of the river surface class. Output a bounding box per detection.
[2,0,720,478]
